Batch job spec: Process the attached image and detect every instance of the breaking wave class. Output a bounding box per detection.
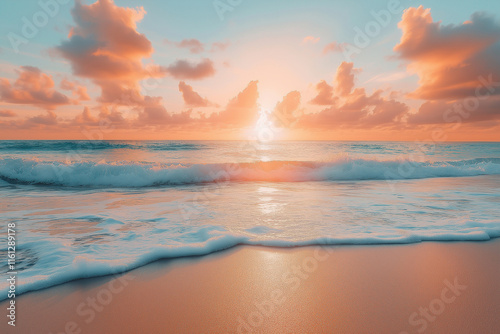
[1,157,499,187]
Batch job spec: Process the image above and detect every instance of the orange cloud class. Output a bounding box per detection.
[271,91,302,128]
[335,61,357,96]
[395,6,500,100]
[395,6,500,125]
[60,78,91,101]
[137,96,193,126]
[55,0,162,105]
[303,36,320,44]
[0,66,71,109]
[289,63,408,129]
[68,81,260,130]
[178,81,214,107]
[207,81,259,126]
[74,107,99,125]
[409,99,500,125]
[0,110,16,117]
[310,80,336,105]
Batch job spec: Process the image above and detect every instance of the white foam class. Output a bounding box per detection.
[1,221,499,301]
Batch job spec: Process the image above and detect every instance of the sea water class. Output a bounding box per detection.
[1,140,499,298]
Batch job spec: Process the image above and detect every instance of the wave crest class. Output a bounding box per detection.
[1,157,499,187]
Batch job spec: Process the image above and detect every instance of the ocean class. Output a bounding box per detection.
[1,140,499,299]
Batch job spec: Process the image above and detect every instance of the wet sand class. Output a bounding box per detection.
[2,240,500,333]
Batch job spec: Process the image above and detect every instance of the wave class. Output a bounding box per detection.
[0,140,206,152]
[0,157,499,187]
[1,221,499,301]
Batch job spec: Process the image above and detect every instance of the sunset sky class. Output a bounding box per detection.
[1,0,500,140]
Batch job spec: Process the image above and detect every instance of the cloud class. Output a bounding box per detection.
[73,86,91,101]
[69,81,259,129]
[394,6,500,100]
[74,106,98,125]
[165,39,230,53]
[178,81,214,107]
[300,89,408,129]
[303,36,320,44]
[136,81,259,127]
[136,96,193,126]
[210,41,230,52]
[0,110,16,117]
[0,66,71,108]
[55,0,163,105]
[293,63,408,129]
[60,78,91,101]
[275,91,301,115]
[207,81,259,126]
[72,105,129,128]
[310,62,358,105]
[394,6,500,125]
[0,110,60,130]
[408,98,500,124]
[25,111,58,127]
[164,58,216,80]
[172,39,204,54]
[310,80,336,105]
[272,91,302,127]
[335,61,357,96]
[322,42,344,54]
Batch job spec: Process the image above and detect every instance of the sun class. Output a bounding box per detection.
[251,108,275,142]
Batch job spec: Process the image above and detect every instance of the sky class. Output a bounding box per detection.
[0,0,499,141]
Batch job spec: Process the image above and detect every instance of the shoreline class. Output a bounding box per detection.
[3,234,500,302]
[2,239,500,333]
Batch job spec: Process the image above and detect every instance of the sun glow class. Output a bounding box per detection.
[252,108,277,142]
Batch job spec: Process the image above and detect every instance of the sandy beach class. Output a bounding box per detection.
[2,239,499,333]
